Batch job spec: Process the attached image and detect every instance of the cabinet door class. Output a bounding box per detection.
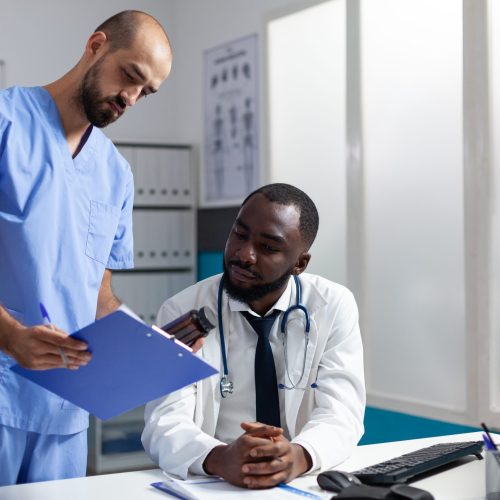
[95,144,197,475]
[112,271,196,323]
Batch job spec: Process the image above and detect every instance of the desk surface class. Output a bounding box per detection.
[0,432,492,500]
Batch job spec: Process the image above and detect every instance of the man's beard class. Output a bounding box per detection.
[79,58,125,128]
[223,260,294,305]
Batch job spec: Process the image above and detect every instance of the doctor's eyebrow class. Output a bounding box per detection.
[260,232,286,244]
[129,63,158,94]
[234,218,249,231]
[235,218,286,244]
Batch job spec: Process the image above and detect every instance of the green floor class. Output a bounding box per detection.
[360,407,479,445]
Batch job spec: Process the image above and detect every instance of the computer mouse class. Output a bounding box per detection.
[317,470,362,492]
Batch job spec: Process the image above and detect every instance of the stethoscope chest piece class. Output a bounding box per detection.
[219,375,234,398]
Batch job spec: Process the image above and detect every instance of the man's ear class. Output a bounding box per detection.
[293,252,311,275]
[85,31,108,57]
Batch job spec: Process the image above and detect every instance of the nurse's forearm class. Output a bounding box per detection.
[0,305,22,355]
[96,269,121,319]
[96,290,121,319]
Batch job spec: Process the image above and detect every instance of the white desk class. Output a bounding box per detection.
[0,432,492,500]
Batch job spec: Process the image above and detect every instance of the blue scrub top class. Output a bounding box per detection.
[0,86,134,434]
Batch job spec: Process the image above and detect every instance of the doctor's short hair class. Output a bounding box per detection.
[242,183,319,249]
[94,10,170,53]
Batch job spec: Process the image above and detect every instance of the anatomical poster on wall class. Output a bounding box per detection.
[202,34,259,206]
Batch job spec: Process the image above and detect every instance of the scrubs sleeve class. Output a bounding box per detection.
[106,167,134,270]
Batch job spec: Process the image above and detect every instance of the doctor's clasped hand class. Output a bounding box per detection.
[204,422,310,488]
[239,422,312,488]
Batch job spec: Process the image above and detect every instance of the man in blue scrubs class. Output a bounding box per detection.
[0,11,173,485]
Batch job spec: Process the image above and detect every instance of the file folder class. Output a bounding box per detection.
[151,476,322,499]
[11,311,218,420]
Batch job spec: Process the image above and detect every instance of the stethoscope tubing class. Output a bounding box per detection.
[217,275,315,397]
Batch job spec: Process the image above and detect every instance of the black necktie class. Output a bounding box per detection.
[241,310,281,427]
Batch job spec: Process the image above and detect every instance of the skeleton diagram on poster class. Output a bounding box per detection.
[203,34,259,205]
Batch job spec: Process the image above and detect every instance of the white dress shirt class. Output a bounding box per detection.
[214,279,294,444]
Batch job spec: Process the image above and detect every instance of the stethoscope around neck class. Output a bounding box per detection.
[217,275,317,398]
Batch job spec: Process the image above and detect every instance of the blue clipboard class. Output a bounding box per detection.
[11,311,218,420]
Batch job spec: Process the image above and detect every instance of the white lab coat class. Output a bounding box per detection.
[142,273,365,479]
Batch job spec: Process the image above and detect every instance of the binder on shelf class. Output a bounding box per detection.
[133,149,147,205]
[139,148,156,206]
[177,148,193,204]
[161,150,175,205]
[11,310,218,420]
[151,148,162,206]
[181,211,195,267]
[157,215,169,267]
[145,211,159,268]
[132,211,145,266]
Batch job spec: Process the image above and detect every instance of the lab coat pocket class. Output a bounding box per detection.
[85,200,120,266]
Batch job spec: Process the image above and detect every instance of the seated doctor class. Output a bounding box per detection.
[142,183,365,488]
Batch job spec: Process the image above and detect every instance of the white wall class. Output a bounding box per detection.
[264,0,499,429]
[361,0,466,413]
[267,1,347,283]
[158,0,295,147]
[0,0,177,143]
[490,0,500,415]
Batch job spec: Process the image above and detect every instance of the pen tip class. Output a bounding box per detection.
[39,302,48,318]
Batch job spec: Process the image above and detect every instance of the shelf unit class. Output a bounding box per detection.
[87,143,197,475]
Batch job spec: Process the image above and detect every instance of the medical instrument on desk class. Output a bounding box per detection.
[39,302,68,368]
[217,275,316,398]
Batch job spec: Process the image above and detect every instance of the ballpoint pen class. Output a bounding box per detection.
[481,422,498,450]
[483,434,500,467]
[481,425,500,467]
[39,302,69,368]
[483,433,495,450]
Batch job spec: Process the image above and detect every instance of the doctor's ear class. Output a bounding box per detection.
[293,252,311,275]
[85,31,108,57]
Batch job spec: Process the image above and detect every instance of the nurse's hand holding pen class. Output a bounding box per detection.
[0,304,91,371]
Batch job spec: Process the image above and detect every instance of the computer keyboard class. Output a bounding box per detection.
[353,440,484,485]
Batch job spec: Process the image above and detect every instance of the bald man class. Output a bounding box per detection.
[0,11,172,485]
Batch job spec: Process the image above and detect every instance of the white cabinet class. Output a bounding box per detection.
[87,144,197,475]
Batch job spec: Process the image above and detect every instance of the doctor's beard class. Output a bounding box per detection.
[79,56,125,128]
[222,260,294,305]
